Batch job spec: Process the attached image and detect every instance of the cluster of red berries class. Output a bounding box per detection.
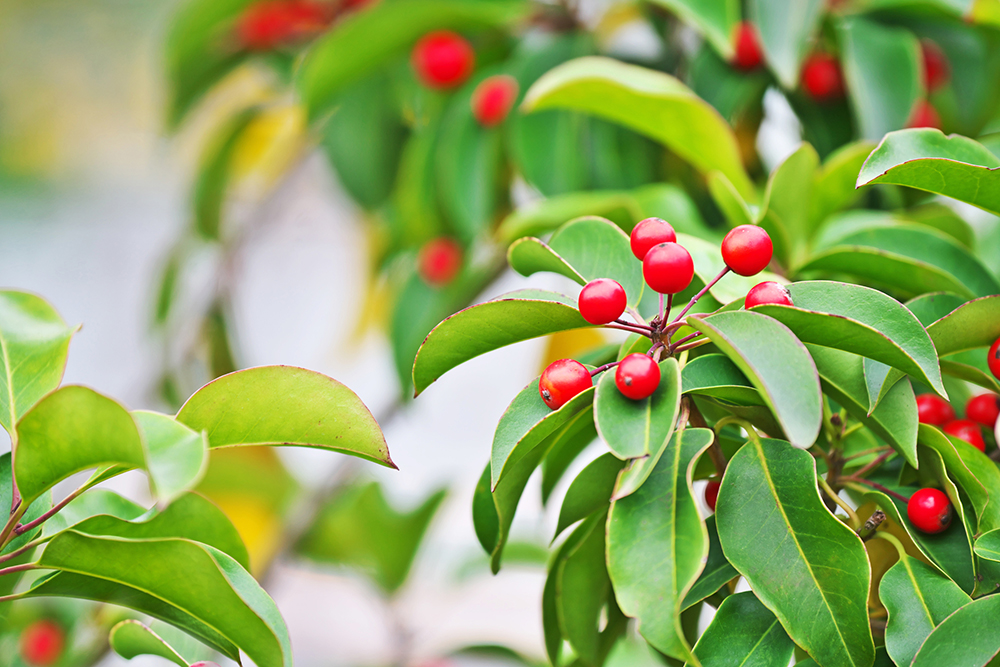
[236,0,332,51]
[916,391,999,453]
[538,219,778,410]
[20,620,64,667]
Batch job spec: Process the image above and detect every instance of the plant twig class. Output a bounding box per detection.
[819,475,860,529]
[843,446,892,462]
[856,509,886,541]
[672,267,729,324]
[843,477,910,503]
[590,361,620,377]
[605,323,654,337]
[0,563,36,578]
[0,536,47,565]
[615,319,652,331]
[672,338,713,354]
[670,331,703,351]
[14,483,89,536]
[850,451,894,480]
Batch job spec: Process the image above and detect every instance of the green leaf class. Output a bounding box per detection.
[906,292,967,327]
[295,482,446,593]
[109,620,189,667]
[498,190,640,242]
[0,291,75,436]
[863,358,899,414]
[681,354,762,406]
[757,143,819,266]
[42,489,144,537]
[646,0,739,59]
[541,415,599,505]
[717,438,875,667]
[856,129,1000,216]
[911,594,1000,667]
[753,281,947,397]
[748,0,824,88]
[879,549,971,667]
[681,515,738,610]
[134,411,208,504]
[974,529,1000,562]
[595,358,681,460]
[412,290,590,395]
[15,386,145,506]
[297,0,529,118]
[176,366,393,468]
[523,57,755,200]
[689,591,795,667]
[0,454,51,557]
[918,425,999,534]
[688,311,822,448]
[809,141,877,227]
[707,172,755,229]
[554,453,624,541]
[838,17,922,141]
[508,216,645,307]
[23,532,291,666]
[807,345,919,467]
[926,295,1000,357]
[193,108,258,240]
[607,428,714,663]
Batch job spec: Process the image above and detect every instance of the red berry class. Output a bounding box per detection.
[733,22,763,70]
[191,664,222,667]
[989,336,1000,381]
[236,1,327,50]
[705,480,721,512]
[539,359,592,410]
[411,31,474,90]
[801,53,844,102]
[471,75,519,127]
[966,393,1000,428]
[418,238,463,287]
[908,100,941,130]
[744,281,793,309]
[20,620,64,667]
[921,39,950,93]
[944,419,986,452]
[578,279,627,325]
[630,217,677,261]
[916,394,955,426]
[907,488,952,534]
[721,225,773,277]
[615,354,661,400]
[642,242,694,294]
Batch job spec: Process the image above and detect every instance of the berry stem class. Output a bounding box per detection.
[614,318,653,331]
[670,331,703,351]
[590,361,620,377]
[819,475,861,529]
[14,483,89,537]
[0,563,36,579]
[673,338,712,354]
[842,477,910,503]
[647,341,665,358]
[850,450,894,480]
[604,322,653,337]
[658,293,664,322]
[0,536,48,565]
[672,267,730,324]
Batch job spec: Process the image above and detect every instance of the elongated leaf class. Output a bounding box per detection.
[0,454,51,558]
[756,281,946,396]
[412,290,590,395]
[688,311,822,448]
[134,411,207,503]
[975,529,1000,562]
[926,295,1000,357]
[879,552,971,667]
[911,594,1000,666]
[507,237,584,285]
[906,292,967,327]
[42,489,144,537]
[757,143,819,266]
[857,129,1000,216]
[681,515,738,610]
[595,358,681,460]
[918,425,998,534]
[193,108,257,240]
[523,57,755,199]
[498,190,640,242]
[109,620,188,667]
[0,291,75,436]
[707,171,755,228]
[681,353,761,406]
[863,358,899,414]
[809,141,877,227]
[717,438,874,667]
[541,415,599,504]
[298,0,529,118]
[647,0,738,58]
[607,428,714,663]
[689,591,795,667]
[554,453,624,541]
[748,0,823,88]
[176,366,393,468]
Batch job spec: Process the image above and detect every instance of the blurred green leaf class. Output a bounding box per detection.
[134,411,208,504]
[690,591,795,667]
[498,191,638,242]
[193,108,258,240]
[749,0,824,88]
[595,358,681,460]
[926,294,1000,356]
[758,143,819,266]
[647,0,739,58]
[109,620,189,667]
[0,454,50,558]
[809,141,876,228]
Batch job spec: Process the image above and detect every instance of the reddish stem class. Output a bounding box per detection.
[672,267,730,324]
[590,361,621,377]
[845,477,910,503]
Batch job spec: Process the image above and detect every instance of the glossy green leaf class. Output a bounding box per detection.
[926,295,1000,357]
[412,290,590,395]
[757,144,819,266]
[497,190,640,242]
[523,57,755,200]
[681,353,761,406]
[906,292,967,328]
[807,345,918,466]
[940,358,1000,394]
[595,358,681,460]
[298,0,528,118]
[707,171,755,229]
[193,108,257,240]
[974,529,1000,562]
[0,453,51,557]
[14,386,145,505]
[0,291,75,436]
[507,237,584,284]
[857,129,1000,216]
[554,453,624,541]
[41,489,143,537]
[809,141,877,227]
[688,311,822,448]
[754,281,946,396]
[541,415,599,505]
[906,203,977,249]
[296,482,446,593]
[647,0,738,58]
[918,425,998,533]
[689,591,795,667]
[176,366,393,468]
[607,428,714,663]
[911,594,1000,666]
[681,515,738,610]
[109,620,188,667]
[748,0,823,88]
[134,411,207,503]
[862,358,898,414]
[717,438,874,667]
[838,18,922,141]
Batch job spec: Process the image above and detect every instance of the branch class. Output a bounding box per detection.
[671,267,729,324]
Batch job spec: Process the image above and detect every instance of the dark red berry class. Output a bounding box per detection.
[630,217,677,261]
[578,279,627,325]
[744,281,793,309]
[916,394,955,426]
[615,354,661,400]
[921,40,950,93]
[539,359,592,410]
[908,100,941,130]
[20,620,64,667]
[236,1,327,50]
[418,238,463,287]
[705,480,721,512]
[801,53,844,102]
[989,337,1000,381]
[907,488,952,534]
[966,393,1000,428]
[642,242,694,294]
[944,419,986,452]
[411,31,474,90]
[733,22,763,70]
[721,225,773,277]
[471,75,518,127]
